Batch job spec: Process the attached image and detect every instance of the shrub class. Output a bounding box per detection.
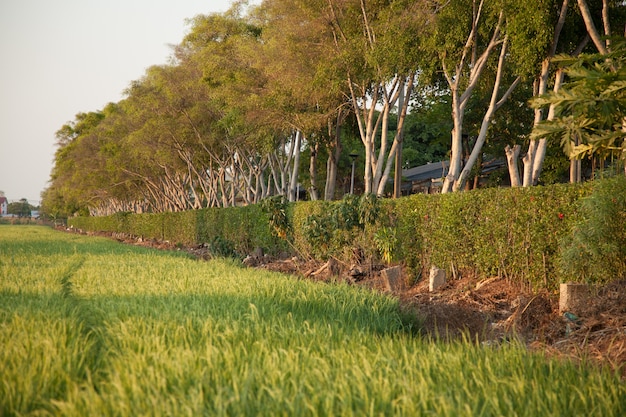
[559,175,626,284]
[374,226,397,265]
[298,194,383,262]
[260,196,292,241]
[386,183,589,290]
[208,235,238,258]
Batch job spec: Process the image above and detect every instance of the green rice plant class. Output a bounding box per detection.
[1,225,624,416]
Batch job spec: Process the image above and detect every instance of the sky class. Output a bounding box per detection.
[0,0,242,205]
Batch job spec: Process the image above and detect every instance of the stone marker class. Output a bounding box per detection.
[429,266,446,292]
[559,282,591,314]
[252,247,264,259]
[381,266,403,292]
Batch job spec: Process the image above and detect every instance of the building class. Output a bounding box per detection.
[401,161,450,194]
[0,196,7,216]
[401,158,506,194]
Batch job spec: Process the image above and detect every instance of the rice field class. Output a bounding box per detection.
[1,225,624,416]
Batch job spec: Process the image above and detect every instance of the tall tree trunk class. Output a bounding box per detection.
[577,0,609,54]
[373,100,392,195]
[443,94,465,193]
[348,76,382,195]
[393,81,405,198]
[455,36,520,191]
[289,130,302,202]
[376,75,415,196]
[505,145,522,187]
[517,0,569,187]
[324,114,343,200]
[441,6,504,193]
[309,141,319,200]
[531,69,565,185]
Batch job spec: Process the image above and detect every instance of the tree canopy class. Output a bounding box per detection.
[42,0,626,217]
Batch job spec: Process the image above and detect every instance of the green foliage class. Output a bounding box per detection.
[1,226,625,417]
[7,199,34,218]
[388,183,590,289]
[560,175,626,284]
[70,203,284,256]
[334,194,362,229]
[207,235,238,259]
[402,94,451,167]
[300,210,334,259]
[260,195,292,241]
[299,194,383,261]
[195,204,284,256]
[374,226,397,265]
[531,39,626,163]
[357,193,381,227]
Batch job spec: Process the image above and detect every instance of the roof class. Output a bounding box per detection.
[402,161,450,182]
[0,197,7,204]
[401,158,505,183]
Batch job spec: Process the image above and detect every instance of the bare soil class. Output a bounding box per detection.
[74,229,626,378]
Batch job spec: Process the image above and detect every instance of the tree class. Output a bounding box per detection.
[8,199,32,218]
[182,5,316,204]
[529,0,626,181]
[428,0,556,193]
[255,0,353,200]
[44,108,110,217]
[511,0,626,186]
[318,0,433,196]
[510,0,586,187]
[531,41,626,174]
[394,92,451,168]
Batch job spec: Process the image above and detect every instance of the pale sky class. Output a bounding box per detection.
[0,0,242,205]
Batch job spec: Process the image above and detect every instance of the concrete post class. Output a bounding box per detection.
[429,266,446,292]
[559,282,591,314]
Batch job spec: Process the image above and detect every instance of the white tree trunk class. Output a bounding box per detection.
[455,36,519,191]
[442,95,465,194]
[288,130,302,201]
[373,99,392,195]
[505,144,522,187]
[268,133,297,197]
[517,0,569,187]
[378,77,413,197]
[309,141,319,201]
[577,0,609,54]
[441,6,504,193]
[349,82,381,195]
[393,82,405,198]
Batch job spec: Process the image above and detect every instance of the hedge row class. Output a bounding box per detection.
[69,204,287,257]
[70,177,626,290]
[386,184,589,289]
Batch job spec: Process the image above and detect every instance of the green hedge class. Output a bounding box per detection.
[69,205,284,257]
[70,178,626,290]
[388,184,590,289]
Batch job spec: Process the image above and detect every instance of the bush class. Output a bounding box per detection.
[207,235,238,258]
[559,175,626,284]
[297,194,383,262]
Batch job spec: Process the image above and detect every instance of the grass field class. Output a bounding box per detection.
[1,225,624,416]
